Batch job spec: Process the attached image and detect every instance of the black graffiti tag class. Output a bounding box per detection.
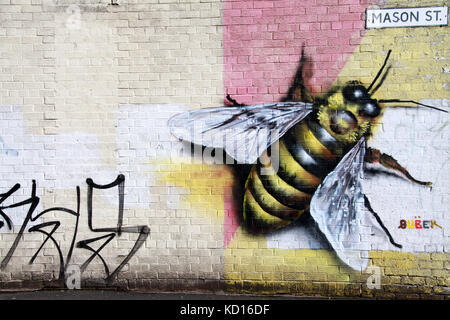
[0,175,150,285]
[79,174,150,283]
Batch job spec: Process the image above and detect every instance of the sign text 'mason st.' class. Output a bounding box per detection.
[366,6,448,29]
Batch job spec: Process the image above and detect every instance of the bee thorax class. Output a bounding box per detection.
[329,110,357,134]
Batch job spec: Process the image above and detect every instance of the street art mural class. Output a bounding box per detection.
[0,0,448,297]
[168,50,447,271]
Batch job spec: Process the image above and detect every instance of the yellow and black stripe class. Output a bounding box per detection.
[243,115,352,233]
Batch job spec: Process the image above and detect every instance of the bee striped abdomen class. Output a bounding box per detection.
[243,115,345,233]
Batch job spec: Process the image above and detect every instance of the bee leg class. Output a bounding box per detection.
[225,94,245,107]
[282,44,314,103]
[365,147,432,186]
[363,195,402,249]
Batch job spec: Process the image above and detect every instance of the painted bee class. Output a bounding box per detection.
[168,50,447,270]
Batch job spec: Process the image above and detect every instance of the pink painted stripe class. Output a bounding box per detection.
[223,0,381,105]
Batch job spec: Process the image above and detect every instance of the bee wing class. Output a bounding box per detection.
[310,137,371,271]
[168,102,313,164]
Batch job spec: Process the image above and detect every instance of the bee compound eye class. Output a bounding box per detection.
[330,110,358,134]
[359,100,381,117]
[343,85,368,102]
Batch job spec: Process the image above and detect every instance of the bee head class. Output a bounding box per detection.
[317,80,384,144]
[342,82,381,118]
[316,50,447,145]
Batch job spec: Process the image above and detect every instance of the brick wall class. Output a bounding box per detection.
[0,0,448,298]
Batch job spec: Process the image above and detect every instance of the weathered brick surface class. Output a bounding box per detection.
[0,0,448,299]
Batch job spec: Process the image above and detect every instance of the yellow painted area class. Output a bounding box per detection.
[153,157,235,223]
[225,227,349,279]
[224,226,450,296]
[335,1,448,102]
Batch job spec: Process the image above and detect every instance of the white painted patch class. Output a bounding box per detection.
[0,105,116,226]
[0,104,191,227]
[114,104,190,208]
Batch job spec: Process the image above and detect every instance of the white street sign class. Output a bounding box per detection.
[366,6,448,29]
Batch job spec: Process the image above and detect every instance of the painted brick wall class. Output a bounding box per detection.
[0,0,448,298]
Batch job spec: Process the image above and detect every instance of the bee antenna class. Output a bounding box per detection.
[368,65,391,95]
[378,99,449,113]
[368,49,392,93]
